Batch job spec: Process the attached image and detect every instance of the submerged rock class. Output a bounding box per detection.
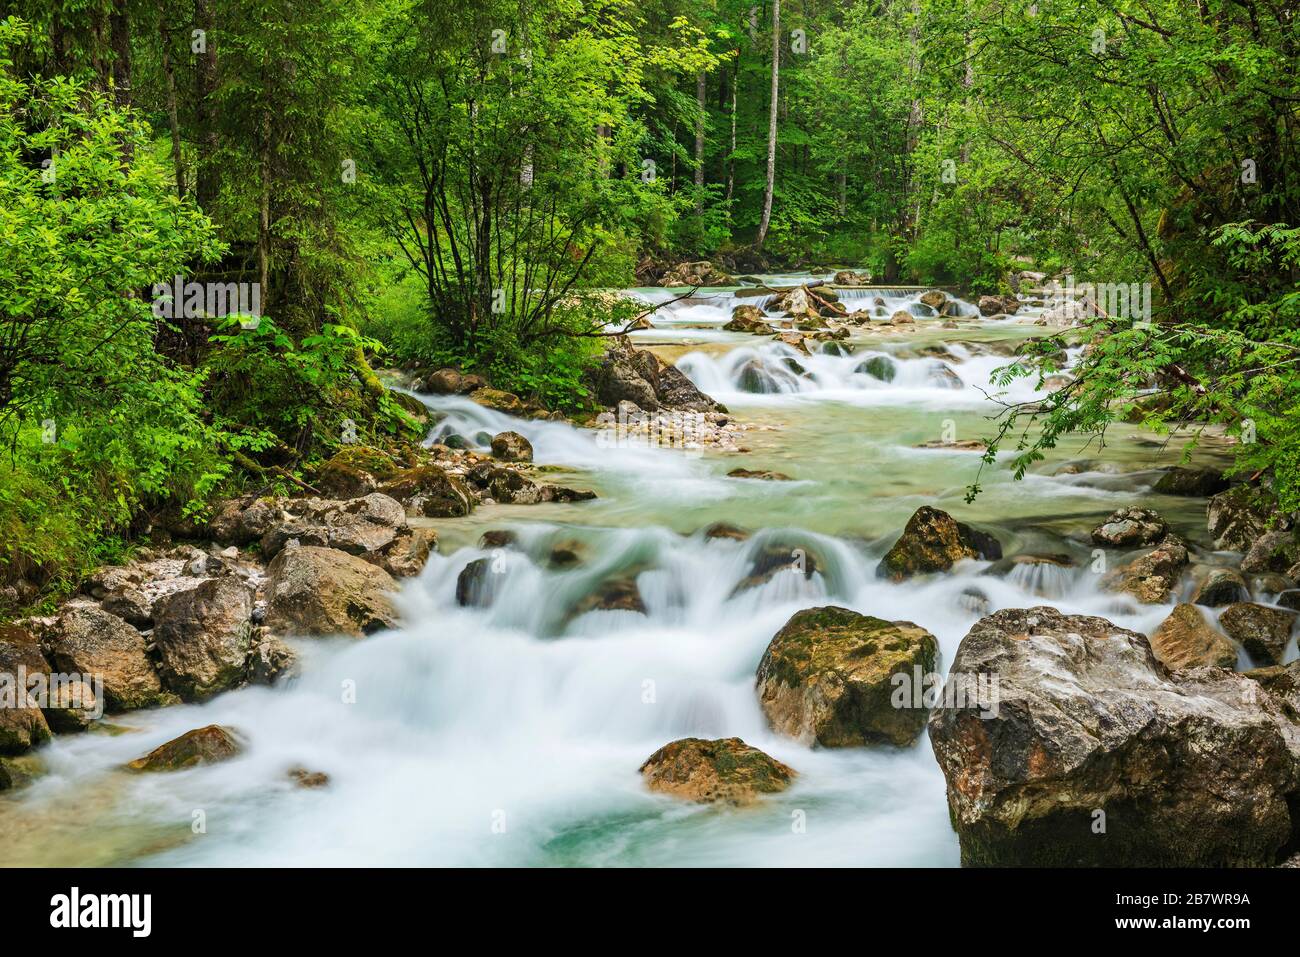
[877,506,1002,581]
[928,606,1300,867]
[264,546,398,638]
[639,737,795,805]
[128,725,242,772]
[1090,507,1167,548]
[756,605,938,747]
[727,468,792,481]
[1152,466,1228,497]
[1219,602,1297,666]
[1149,603,1236,670]
[854,355,896,382]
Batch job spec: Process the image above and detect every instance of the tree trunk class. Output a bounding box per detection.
[109,1,131,109]
[756,0,780,250]
[725,51,738,209]
[160,26,186,198]
[194,0,220,213]
[694,71,707,213]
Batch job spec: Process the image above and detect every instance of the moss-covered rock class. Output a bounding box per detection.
[756,605,939,747]
[1102,540,1189,603]
[490,431,533,463]
[469,387,526,415]
[1152,467,1228,497]
[877,506,1001,581]
[379,465,475,518]
[314,446,400,499]
[1219,602,1297,666]
[639,737,795,805]
[127,725,242,772]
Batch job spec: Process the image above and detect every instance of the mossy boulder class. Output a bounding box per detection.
[469,387,525,415]
[379,465,475,518]
[490,431,533,463]
[877,506,1002,581]
[1090,507,1168,548]
[127,725,242,772]
[315,446,400,498]
[756,605,939,747]
[639,737,795,805]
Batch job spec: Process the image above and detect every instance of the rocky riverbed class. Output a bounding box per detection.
[2,277,1297,867]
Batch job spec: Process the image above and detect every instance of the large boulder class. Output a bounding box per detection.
[1101,540,1189,603]
[928,606,1300,867]
[314,447,399,498]
[1090,507,1167,547]
[1241,530,1300,575]
[422,368,488,395]
[127,725,242,772]
[152,578,255,701]
[379,466,475,518]
[1148,603,1237,670]
[264,546,398,638]
[43,606,173,711]
[657,363,724,413]
[207,496,287,546]
[588,339,723,413]
[368,527,438,579]
[877,507,1001,581]
[1207,485,1284,551]
[756,606,938,747]
[639,737,795,805]
[1152,467,1228,497]
[468,387,525,414]
[977,295,1020,316]
[319,493,407,555]
[1219,602,1297,666]
[725,304,769,333]
[0,625,52,754]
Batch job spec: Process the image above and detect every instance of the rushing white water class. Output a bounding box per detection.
[0,274,1264,867]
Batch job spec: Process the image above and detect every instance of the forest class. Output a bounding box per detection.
[1,0,1297,617]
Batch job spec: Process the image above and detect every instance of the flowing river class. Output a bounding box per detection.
[0,277,1242,866]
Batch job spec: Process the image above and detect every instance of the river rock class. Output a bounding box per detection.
[639,737,795,805]
[1219,602,1297,666]
[657,364,725,413]
[424,368,488,395]
[455,557,501,608]
[919,291,946,309]
[854,355,896,382]
[1152,466,1228,497]
[1207,485,1283,551]
[1101,540,1189,603]
[128,725,242,772]
[1149,604,1237,670]
[928,605,1300,866]
[379,466,475,518]
[314,447,399,498]
[703,522,749,542]
[725,305,768,332]
[1191,566,1249,607]
[321,493,407,555]
[1241,530,1300,575]
[756,606,939,747]
[571,576,646,616]
[369,526,438,578]
[977,295,1020,316]
[490,431,533,463]
[264,546,398,638]
[43,606,172,712]
[1090,507,1167,547]
[152,578,254,701]
[468,387,525,415]
[0,626,52,754]
[877,507,1002,581]
[727,468,792,481]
